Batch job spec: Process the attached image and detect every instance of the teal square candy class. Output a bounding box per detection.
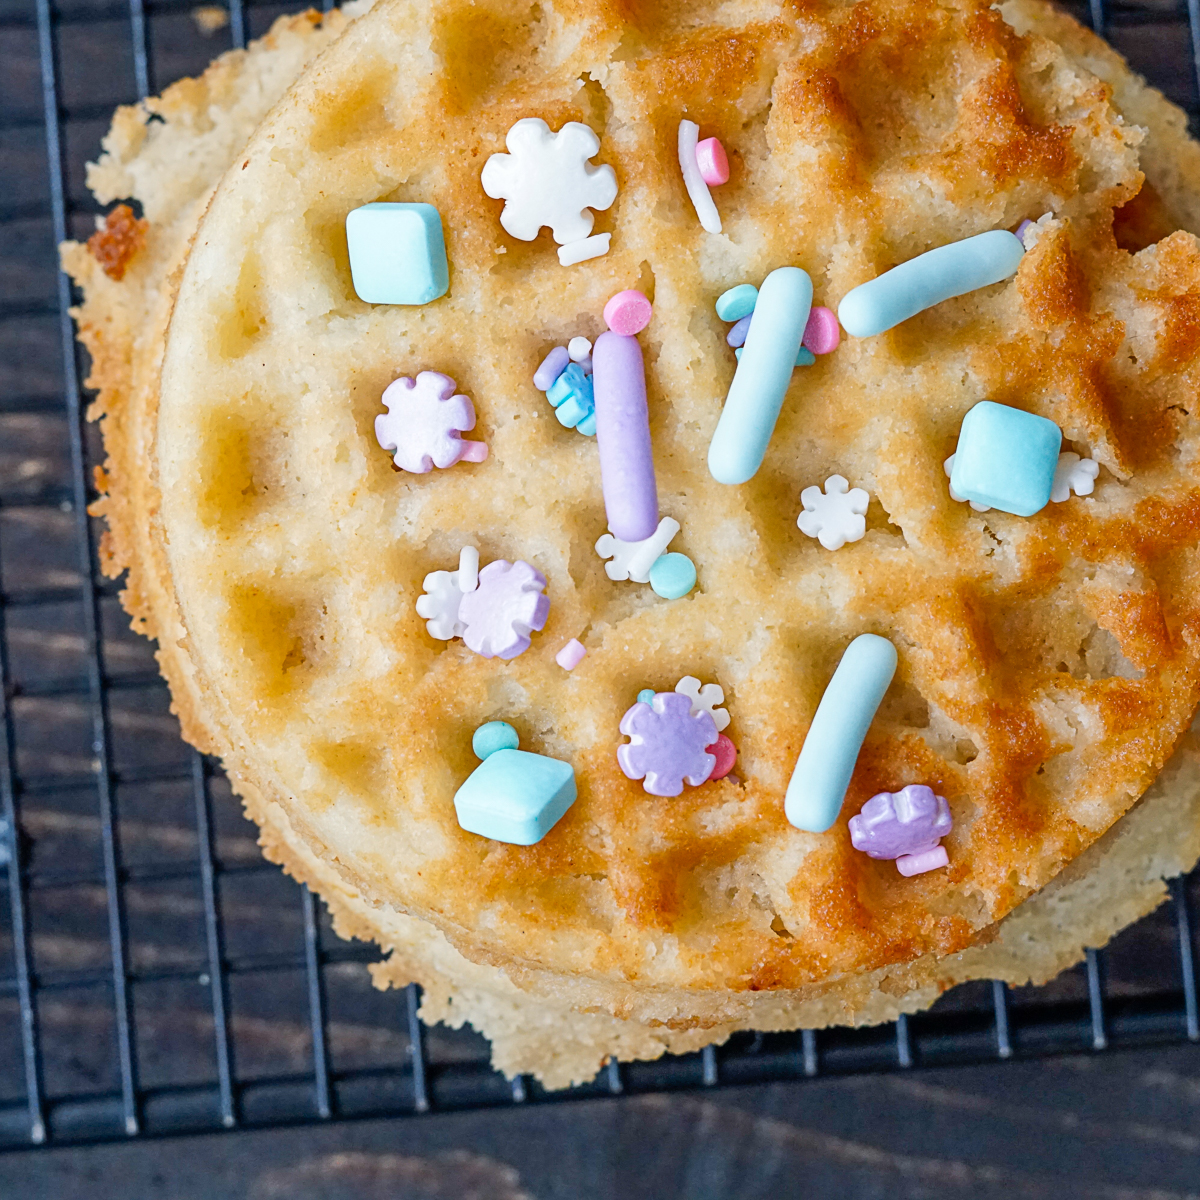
[453,749,576,845]
[949,400,1061,517]
[345,202,449,305]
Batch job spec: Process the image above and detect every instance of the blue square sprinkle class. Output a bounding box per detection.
[345,202,449,306]
[949,400,1061,517]
[453,748,576,845]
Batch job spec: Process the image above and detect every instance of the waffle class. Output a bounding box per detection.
[64,0,1200,1086]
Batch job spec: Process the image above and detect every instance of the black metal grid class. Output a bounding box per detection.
[1,0,1199,1153]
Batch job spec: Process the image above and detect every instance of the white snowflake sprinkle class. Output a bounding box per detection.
[674,676,730,732]
[1050,452,1100,503]
[944,455,991,512]
[797,475,870,550]
[595,517,680,583]
[415,547,478,640]
[480,118,618,247]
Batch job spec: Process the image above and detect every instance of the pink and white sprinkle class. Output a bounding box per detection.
[556,638,586,670]
[603,289,653,337]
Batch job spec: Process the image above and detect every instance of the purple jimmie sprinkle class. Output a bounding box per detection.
[848,784,951,860]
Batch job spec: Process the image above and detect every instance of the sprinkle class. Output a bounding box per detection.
[346,202,449,305]
[603,289,653,336]
[481,118,617,246]
[454,741,576,845]
[715,284,758,322]
[708,267,812,485]
[948,401,1061,517]
[648,552,696,599]
[1015,219,1035,246]
[595,516,680,582]
[849,785,951,860]
[593,331,659,542]
[546,363,596,433]
[472,720,520,759]
[726,315,751,348]
[458,559,550,660]
[568,336,593,364]
[797,475,870,550]
[557,233,611,266]
[837,229,1025,338]
[896,845,949,876]
[677,119,722,234]
[637,688,656,705]
[376,373,487,473]
[708,734,737,780]
[534,346,570,391]
[944,455,991,512]
[802,306,841,355]
[784,634,898,833]
[618,691,718,796]
[1050,452,1100,502]
[556,638,587,670]
[415,546,478,640]
[695,137,729,186]
[674,676,730,731]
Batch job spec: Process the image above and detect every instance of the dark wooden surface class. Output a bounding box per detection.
[2,0,1200,1194]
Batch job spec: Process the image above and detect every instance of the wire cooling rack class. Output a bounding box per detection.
[1,0,1199,1154]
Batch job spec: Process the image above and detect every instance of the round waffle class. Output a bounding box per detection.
[66,0,1200,1085]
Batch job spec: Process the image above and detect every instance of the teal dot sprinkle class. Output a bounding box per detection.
[715,283,758,322]
[472,720,520,760]
[637,689,656,705]
[649,553,697,600]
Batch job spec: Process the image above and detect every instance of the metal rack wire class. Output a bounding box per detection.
[0,0,1198,1153]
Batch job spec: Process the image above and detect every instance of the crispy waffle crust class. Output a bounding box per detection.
[63,0,1200,1086]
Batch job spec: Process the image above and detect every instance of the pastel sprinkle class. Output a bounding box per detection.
[784,634,898,833]
[458,559,550,660]
[595,516,680,583]
[726,315,751,348]
[454,746,576,845]
[593,331,659,543]
[472,720,520,760]
[677,119,722,234]
[715,284,758,322]
[603,289,653,336]
[376,372,487,473]
[897,845,950,876]
[557,233,611,266]
[547,363,595,432]
[802,306,840,355]
[619,691,718,796]
[556,638,587,671]
[949,400,1061,517]
[707,733,737,780]
[568,336,593,364]
[849,785,951,860]
[638,688,656,705]
[346,202,449,306]
[695,137,730,186]
[534,346,570,391]
[837,229,1025,338]
[709,266,812,485]
[1015,219,1035,246]
[648,552,696,599]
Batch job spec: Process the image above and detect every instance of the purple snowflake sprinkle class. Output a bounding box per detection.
[618,691,717,797]
[458,559,549,660]
[848,784,952,860]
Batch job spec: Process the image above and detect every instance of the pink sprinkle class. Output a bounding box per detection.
[555,638,586,670]
[802,306,840,356]
[603,289,653,337]
[458,440,489,463]
[895,845,949,877]
[707,733,737,780]
[695,137,729,186]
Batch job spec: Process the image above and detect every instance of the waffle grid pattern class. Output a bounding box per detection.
[0,0,1198,1152]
